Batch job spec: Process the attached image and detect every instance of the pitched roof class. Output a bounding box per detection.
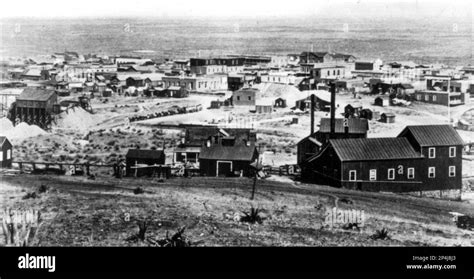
[329,138,422,162]
[398,125,464,146]
[17,87,56,101]
[199,144,257,161]
[0,136,9,146]
[319,118,369,134]
[126,149,165,160]
[185,126,255,146]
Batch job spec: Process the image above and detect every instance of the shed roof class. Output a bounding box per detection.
[126,149,165,160]
[330,137,422,162]
[398,125,464,146]
[319,118,369,134]
[199,144,257,161]
[17,87,56,101]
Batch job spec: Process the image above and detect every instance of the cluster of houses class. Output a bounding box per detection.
[123,125,259,178]
[297,86,465,198]
[1,50,472,199]
[2,50,473,116]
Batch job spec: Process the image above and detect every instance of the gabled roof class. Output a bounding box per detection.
[185,126,255,146]
[398,125,464,147]
[319,118,369,134]
[199,144,257,161]
[329,138,422,162]
[300,51,329,58]
[0,136,10,146]
[126,149,165,160]
[17,87,56,101]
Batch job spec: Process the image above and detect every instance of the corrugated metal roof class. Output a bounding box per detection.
[17,87,56,101]
[330,137,422,162]
[319,118,369,134]
[199,144,257,161]
[399,125,464,146]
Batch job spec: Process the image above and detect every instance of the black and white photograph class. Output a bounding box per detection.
[0,0,473,274]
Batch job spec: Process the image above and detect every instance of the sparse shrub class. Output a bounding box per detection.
[370,228,390,240]
[240,207,265,224]
[133,187,145,195]
[38,184,49,193]
[152,227,191,247]
[22,192,38,200]
[126,221,148,242]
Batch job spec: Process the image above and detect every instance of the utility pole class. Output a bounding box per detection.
[448,78,451,125]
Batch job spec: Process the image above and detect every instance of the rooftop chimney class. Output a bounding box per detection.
[310,94,315,135]
[330,83,336,138]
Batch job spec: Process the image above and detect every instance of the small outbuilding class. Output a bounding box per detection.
[380,113,396,123]
[374,96,390,107]
[199,144,259,177]
[0,136,13,168]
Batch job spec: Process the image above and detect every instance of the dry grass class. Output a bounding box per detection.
[1,174,473,247]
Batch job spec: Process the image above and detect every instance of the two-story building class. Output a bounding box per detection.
[300,125,464,195]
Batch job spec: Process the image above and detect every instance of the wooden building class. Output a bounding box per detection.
[398,125,464,191]
[199,143,259,177]
[0,136,13,168]
[301,137,424,192]
[300,125,464,193]
[166,86,188,98]
[173,126,257,164]
[125,149,167,177]
[297,118,369,164]
[380,113,396,123]
[233,88,258,106]
[374,96,390,107]
[11,87,58,129]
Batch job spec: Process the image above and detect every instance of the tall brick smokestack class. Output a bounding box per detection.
[330,83,336,137]
[310,94,315,135]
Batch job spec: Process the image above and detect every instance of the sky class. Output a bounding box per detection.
[0,0,472,19]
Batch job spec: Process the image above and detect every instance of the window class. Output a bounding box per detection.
[248,96,252,101]
[416,94,422,101]
[428,147,436,158]
[449,147,456,158]
[408,168,415,179]
[388,168,395,180]
[237,96,240,101]
[449,166,456,177]
[425,95,429,101]
[369,169,377,181]
[7,149,11,159]
[428,167,435,178]
[432,95,437,102]
[349,170,357,181]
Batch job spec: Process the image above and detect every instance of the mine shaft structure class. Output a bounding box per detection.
[8,88,59,130]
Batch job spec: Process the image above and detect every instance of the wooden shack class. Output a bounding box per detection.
[199,143,259,177]
[380,113,396,123]
[0,136,13,168]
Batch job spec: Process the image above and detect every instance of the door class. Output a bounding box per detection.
[217,161,232,177]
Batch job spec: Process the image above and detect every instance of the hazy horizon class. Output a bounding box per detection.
[1,0,472,20]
